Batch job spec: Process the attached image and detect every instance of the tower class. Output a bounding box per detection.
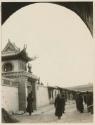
[2,40,38,111]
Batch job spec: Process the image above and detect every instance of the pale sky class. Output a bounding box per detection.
[2,3,95,87]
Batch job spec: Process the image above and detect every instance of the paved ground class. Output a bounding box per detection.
[13,100,93,123]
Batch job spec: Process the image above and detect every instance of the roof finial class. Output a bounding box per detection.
[8,39,11,43]
[24,44,27,50]
[28,63,32,73]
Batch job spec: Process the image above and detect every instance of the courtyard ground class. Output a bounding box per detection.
[13,100,93,123]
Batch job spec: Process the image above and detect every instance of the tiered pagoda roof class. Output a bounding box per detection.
[2,40,34,62]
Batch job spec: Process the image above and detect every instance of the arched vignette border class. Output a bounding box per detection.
[1,2,93,36]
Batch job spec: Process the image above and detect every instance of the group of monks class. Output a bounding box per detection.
[54,91,93,120]
[75,91,93,114]
[26,90,93,119]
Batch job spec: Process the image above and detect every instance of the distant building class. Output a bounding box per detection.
[68,84,93,92]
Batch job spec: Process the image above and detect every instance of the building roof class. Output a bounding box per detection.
[67,84,93,92]
[2,40,20,54]
[2,40,34,62]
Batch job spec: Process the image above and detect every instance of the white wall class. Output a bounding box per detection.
[2,85,19,113]
[51,89,59,103]
[36,85,50,108]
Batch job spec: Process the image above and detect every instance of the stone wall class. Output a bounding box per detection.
[2,85,19,113]
[35,85,50,109]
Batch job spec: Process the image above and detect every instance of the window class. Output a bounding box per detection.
[3,63,13,72]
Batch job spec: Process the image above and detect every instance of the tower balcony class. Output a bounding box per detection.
[2,71,38,81]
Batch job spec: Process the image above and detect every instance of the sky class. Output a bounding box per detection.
[2,3,95,87]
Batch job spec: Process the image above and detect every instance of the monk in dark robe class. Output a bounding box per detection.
[54,94,65,119]
[26,91,34,116]
[75,93,84,113]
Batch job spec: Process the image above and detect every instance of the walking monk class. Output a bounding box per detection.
[54,94,65,119]
[26,91,34,116]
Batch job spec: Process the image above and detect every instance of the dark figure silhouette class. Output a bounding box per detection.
[61,94,66,113]
[75,93,84,113]
[54,94,65,119]
[86,92,93,114]
[26,91,34,116]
